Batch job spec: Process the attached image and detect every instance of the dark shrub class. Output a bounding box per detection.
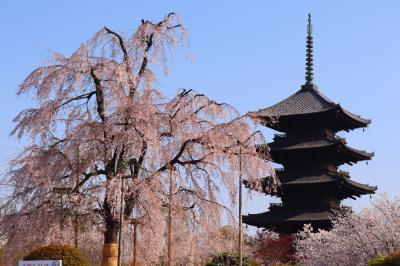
[369,255,386,266]
[24,244,88,266]
[382,251,400,266]
[206,252,259,266]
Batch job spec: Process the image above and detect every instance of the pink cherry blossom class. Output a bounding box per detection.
[0,13,277,265]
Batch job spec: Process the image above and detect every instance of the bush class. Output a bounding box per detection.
[251,231,295,265]
[206,252,259,266]
[368,251,400,266]
[368,255,386,266]
[24,244,88,266]
[383,251,400,265]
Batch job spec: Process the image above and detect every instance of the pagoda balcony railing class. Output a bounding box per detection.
[272,131,346,143]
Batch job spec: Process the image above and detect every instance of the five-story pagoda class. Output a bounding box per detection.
[243,14,377,233]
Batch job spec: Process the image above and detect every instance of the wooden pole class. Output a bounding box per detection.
[132,222,138,266]
[53,187,72,229]
[74,213,79,248]
[167,167,174,266]
[238,148,243,266]
[60,190,64,229]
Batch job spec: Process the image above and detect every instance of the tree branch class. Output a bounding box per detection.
[58,91,96,108]
[72,167,105,193]
[156,138,201,173]
[89,67,106,123]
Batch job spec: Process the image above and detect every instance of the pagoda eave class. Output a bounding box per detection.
[243,208,334,233]
[250,84,370,133]
[340,178,377,198]
[339,108,371,129]
[278,173,376,199]
[265,140,373,165]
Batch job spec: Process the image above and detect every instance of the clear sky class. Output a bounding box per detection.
[1,0,399,220]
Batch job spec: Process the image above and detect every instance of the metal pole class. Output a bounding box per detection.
[167,167,173,266]
[238,148,243,266]
[118,177,125,266]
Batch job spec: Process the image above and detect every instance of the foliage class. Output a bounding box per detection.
[368,255,386,266]
[295,195,400,266]
[368,251,400,266]
[0,13,277,265]
[206,252,260,266]
[382,251,400,265]
[24,244,88,266]
[250,231,295,265]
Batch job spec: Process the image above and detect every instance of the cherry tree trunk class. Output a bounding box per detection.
[102,194,119,266]
[102,224,118,266]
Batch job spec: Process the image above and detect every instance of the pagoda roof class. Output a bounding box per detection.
[250,84,370,131]
[269,139,373,157]
[280,172,376,195]
[243,207,335,232]
[341,177,377,196]
[262,138,373,165]
[247,171,376,198]
[270,138,337,150]
[280,173,337,185]
[243,208,333,225]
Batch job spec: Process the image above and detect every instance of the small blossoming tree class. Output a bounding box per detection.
[295,195,400,266]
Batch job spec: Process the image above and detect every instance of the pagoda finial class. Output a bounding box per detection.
[305,13,314,85]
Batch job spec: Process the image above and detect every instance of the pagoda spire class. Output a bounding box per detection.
[305,13,314,85]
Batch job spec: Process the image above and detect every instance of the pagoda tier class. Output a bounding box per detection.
[258,135,373,166]
[249,84,370,133]
[246,171,377,200]
[243,170,376,233]
[243,14,377,234]
[243,207,333,233]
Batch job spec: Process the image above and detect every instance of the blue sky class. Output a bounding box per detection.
[1,1,399,219]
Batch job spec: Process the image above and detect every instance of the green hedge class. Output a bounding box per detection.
[206,252,259,266]
[24,244,88,266]
[369,255,386,266]
[368,251,400,266]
